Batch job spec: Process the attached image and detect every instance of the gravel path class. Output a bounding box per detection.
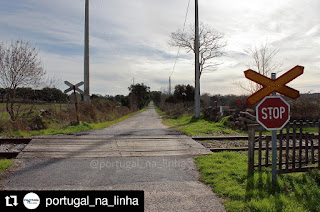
[198,139,248,149]
[0,143,26,152]
[0,102,225,212]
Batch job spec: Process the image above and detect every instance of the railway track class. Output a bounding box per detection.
[0,135,253,159]
[192,135,251,152]
[0,138,31,159]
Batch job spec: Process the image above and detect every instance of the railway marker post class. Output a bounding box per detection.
[64,81,84,125]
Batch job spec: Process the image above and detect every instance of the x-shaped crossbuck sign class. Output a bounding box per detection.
[245,65,304,105]
[64,81,84,94]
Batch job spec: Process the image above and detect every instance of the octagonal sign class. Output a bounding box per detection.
[256,96,290,130]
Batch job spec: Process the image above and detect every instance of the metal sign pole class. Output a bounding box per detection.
[271,73,277,185]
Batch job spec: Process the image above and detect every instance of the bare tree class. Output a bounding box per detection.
[170,22,226,77]
[0,40,45,121]
[236,43,282,94]
[42,75,62,89]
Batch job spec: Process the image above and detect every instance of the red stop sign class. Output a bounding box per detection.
[256,96,290,130]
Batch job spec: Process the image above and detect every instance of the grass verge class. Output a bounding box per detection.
[0,102,68,121]
[6,107,148,138]
[155,106,318,136]
[155,106,245,136]
[0,159,12,174]
[195,152,320,212]
[156,106,320,211]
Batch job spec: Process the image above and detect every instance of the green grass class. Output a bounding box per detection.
[155,106,245,136]
[154,106,167,116]
[0,159,12,174]
[0,102,69,121]
[195,152,320,212]
[6,107,148,138]
[0,102,68,110]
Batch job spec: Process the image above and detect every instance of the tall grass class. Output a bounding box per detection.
[155,105,244,136]
[0,99,146,137]
[9,107,147,137]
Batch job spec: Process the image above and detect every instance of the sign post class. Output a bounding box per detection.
[244,66,304,186]
[64,81,84,125]
[256,91,290,185]
[271,73,279,186]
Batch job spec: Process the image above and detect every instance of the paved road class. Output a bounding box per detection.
[0,103,225,211]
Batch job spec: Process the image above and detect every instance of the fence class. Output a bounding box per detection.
[248,120,320,174]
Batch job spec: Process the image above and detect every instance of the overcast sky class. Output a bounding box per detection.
[0,0,319,96]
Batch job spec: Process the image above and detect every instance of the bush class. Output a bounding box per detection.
[158,102,189,119]
[28,114,49,130]
[5,119,29,133]
[0,97,139,137]
[21,111,49,131]
[290,97,320,120]
[91,98,115,113]
[0,116,5,133]
[79,103,98,123]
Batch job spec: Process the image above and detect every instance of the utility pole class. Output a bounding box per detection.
[169,77,172,95]
[194,0,200,118]
[84,0,90,102]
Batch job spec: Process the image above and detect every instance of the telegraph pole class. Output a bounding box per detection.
[169,77,172,95]
[84,0,90,102]
[194,0,200,118]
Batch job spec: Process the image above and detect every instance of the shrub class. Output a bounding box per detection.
[79,102,98,123]
[0,97,139,137]
[21,111,49,130]
[290,94,320,120]
[158,102,189,119]
[28,114,48,130]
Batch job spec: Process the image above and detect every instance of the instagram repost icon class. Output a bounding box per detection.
[23,192,40,209]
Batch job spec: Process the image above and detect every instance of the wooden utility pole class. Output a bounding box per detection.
[194,0,200,118]
[64,81,84,125]
[73,86,80,125]
[169,77,172,95]
[84,0,90,102]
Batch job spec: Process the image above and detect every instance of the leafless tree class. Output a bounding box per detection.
[236,43,282,94]
[0,40,45,121]
[170,22,226,77]
[42,75,62,89]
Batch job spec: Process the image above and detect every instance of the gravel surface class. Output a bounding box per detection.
[198,140,248,149]
[0,102,226,212]
[0,143,27,152]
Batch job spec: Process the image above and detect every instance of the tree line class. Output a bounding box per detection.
[0,81,153,110]
[0,87,68,103]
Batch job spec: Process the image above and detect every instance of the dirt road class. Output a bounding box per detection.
[0,103,225,211]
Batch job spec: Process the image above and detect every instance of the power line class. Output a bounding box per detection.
[169,0,191,78]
